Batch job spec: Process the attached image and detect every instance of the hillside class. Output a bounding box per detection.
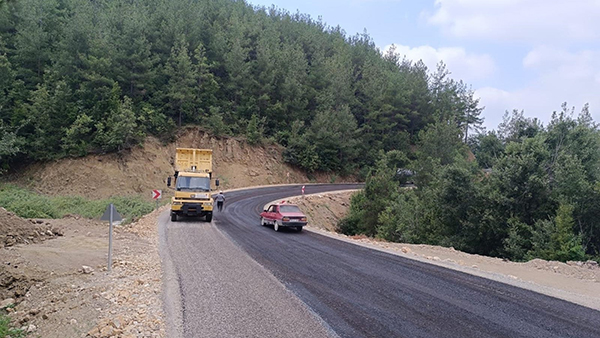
[0,0,481,176]
[5,128,347,199]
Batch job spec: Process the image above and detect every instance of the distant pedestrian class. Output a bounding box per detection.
[215,191,225,212]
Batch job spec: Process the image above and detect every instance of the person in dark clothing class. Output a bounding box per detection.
[215,191,225,212]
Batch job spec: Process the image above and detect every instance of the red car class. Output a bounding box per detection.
[260,203,307,232]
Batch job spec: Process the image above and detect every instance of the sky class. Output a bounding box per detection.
[247,0,600,130]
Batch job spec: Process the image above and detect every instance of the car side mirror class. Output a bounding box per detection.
[263,209,267,212]
[215,178,220,187]
[167,176,171,187]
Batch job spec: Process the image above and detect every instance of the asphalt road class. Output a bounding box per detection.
[209,184,600,338]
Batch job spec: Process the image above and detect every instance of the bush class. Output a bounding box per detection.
[0,185,154,221]
[0,313,25,338]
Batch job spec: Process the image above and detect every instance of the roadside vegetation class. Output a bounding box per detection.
[0,312,25,338]
[0,185,154,221]
[341,107,600,263]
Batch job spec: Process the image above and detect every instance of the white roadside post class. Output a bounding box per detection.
[100,204,122,272]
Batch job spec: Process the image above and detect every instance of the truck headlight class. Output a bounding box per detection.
[204,202,213,206]
[173,201,183,205]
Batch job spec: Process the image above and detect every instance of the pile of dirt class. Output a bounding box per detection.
[0,214,165,338]
[0,207,62,248]
[7,129,352,200]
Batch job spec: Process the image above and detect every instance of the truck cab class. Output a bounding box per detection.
[168,148,218,222]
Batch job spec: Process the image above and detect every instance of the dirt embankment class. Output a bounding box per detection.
[6,128,349,199]
[0,206,166,338]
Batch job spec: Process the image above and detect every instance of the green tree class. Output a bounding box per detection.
[165,36,196,126]
[246,113,264,145]
[527,203,585,262]
[93,86,145,152]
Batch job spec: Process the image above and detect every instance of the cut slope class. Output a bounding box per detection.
[7,129,343,199]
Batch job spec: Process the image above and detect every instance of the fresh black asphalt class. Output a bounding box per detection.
[211,184,600,338]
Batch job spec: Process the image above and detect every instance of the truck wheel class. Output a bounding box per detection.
[274,222,280,232]
[171,213,177,222]
[205,213,213,222]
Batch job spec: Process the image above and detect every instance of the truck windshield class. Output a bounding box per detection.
[176,177,211,191]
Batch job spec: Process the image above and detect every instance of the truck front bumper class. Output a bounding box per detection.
[171,201,213,215]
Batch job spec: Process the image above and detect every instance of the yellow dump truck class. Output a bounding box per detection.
[167,148,219,222]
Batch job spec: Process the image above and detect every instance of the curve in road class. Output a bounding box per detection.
[212,184,600,338]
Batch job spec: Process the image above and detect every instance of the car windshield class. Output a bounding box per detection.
[279,205,302,213]
[176,176,210,191]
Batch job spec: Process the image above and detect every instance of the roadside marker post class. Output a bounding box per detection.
[100,204,122,272]
[152,189,162,210]
[302,185,305,196]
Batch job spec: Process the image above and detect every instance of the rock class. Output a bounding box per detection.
[28,309,40,316]
[35,219,44,224]
[585,260,598,269]
[0,298,15,308]
[70,318,78,325]
[433,256,441,261]
[99,325,115,337]
[400,247,411,254]
[26,324,36,333]
[87,326,101,337]
[42,313,48,320]
[19,315,30,324]
[82,265,95,274]
[111,317,123,329]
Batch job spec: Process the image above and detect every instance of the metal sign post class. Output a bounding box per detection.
[100,204,122,272]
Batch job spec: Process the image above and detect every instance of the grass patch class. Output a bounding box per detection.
[0,184,154,221]
[0,313,25,338]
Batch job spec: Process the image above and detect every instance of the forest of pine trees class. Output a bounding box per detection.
[0,0,481,174]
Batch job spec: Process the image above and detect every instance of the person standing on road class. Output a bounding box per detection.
[215,191,225,212]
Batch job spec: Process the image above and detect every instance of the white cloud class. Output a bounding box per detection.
[476,46,600,129]
[384,44,496,82]
[426,0,600,42]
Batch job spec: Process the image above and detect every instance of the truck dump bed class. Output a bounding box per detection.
[175,148,213,173]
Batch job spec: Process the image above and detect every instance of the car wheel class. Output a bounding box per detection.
[274,222,280,232]
[260,217,266,226]
[296,226,303,232]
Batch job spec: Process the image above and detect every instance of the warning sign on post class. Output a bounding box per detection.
[152,189,162,200]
